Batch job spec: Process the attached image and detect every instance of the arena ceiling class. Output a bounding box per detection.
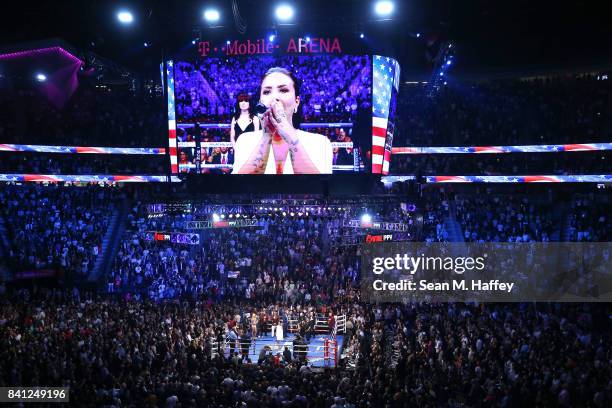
[2,1,610,74]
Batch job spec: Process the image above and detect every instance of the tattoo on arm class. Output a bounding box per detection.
[252,138,269,172]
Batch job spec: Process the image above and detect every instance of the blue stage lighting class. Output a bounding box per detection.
[203,8,220,22]
[275,4,295,22]
[361,213,372,223]
[374,1,394,17]
[117,11,134,24]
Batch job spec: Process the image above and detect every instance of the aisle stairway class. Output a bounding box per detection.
[89,197,129,282]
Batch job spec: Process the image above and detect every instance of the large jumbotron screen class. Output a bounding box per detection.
[166,53,399,175]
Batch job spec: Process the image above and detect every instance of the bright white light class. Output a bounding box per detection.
[416,33,421,38]
[204,9,220,22]
[226,40,231,45]
[144,42,149,47]
[275,4,294,21]
[374,1,394,17]
[117,11,134,24]
[439,72,444,76]
[220,214,225,219]
[446,60,452,65]
[360,33,364,38]
[35,73,47,82]
[269,34,275,42]
[305,36,310,42]
[192,39,196,45]
[212,213,220,222]
[229,214,233,218]
[361,213,372,223]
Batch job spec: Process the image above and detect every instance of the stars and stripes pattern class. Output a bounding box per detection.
[0,174,181,183]
[372,55,400,174]
[424,175,612,183]
[167,60,178,174]
[0,144,165,154]
[392,143,612,154]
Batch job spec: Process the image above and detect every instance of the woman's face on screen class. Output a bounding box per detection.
[238,100,250,110]
[260,72,300,121]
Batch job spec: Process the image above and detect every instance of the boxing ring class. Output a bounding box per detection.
[212,314,347,367]
[213,333,343,368]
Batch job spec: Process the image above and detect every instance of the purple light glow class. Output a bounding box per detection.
[0,46,83,66]
[0,46,84,109]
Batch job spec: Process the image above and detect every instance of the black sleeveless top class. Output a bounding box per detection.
[234,119,255,141]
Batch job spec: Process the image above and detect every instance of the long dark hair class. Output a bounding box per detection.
[257,67,303,128]
[233,92,254,121]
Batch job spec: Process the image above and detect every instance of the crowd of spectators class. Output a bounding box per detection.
[0,185,609,406]
[567,193,610,241]
[0,85,166,147]
[175,55,371,124]
[395,75,612,147]
[109,201,360,301]
[390,151,611,176]
[454,193,555,243]
[0,288,609,407]
[0,185,117,277]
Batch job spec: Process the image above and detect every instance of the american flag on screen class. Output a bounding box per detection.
[372,55,400,174]
[166,60,178,174]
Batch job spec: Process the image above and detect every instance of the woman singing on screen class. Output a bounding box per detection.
[230,92,260,145]
[232,67,333,174]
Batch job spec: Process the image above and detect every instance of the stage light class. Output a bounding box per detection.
[282,212,287,216]
[203,8,220,23]
[144,42,149,47]
[290,212,295,217]
[259,206,263,210]
[220,214,225,219]
[229,214,233,218]
[35,73,47,82]
[269,34,275,42]
[305,36,310,42]
[416,33,421,38]
[226,40,231,45]
[360,33,365,38]
[444,81,448,85]
[117,10,134,24]
[374,1,394,17]
[439,72,444,76]
[275,4,294,22]
[361,213,372,223]
[446,60,452,65]
[192,39,196,45]
[212,213,220,222]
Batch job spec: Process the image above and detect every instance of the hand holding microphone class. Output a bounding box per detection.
[257,100,298,145]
